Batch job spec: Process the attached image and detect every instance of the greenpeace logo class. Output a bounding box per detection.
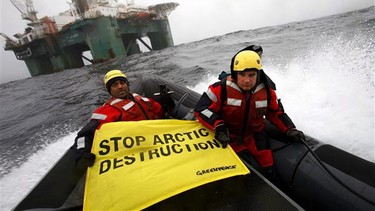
[196,165,237,176]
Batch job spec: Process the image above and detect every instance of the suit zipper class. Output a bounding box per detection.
[239,92,252,143]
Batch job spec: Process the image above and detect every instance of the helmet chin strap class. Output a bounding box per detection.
[256,72,261,85]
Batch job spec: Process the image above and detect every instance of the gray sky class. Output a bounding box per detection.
[0,0,373,83]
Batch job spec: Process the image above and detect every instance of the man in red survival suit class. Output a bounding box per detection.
[194,46,304,174]
[72,70,174,168]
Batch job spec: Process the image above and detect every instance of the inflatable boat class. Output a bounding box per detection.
[13,75,375,211]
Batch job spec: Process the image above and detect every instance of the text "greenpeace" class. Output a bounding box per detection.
[196,165,237,176]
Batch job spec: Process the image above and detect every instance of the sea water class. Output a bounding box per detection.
[0,7,374,210]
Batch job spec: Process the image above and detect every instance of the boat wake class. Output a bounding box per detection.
[0,133,76,210]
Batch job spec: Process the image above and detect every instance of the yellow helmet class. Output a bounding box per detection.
[232,50,262,71]
[104,70,128,93]
[230,50,262,80]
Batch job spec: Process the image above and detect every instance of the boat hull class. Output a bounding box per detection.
[13,75,375,211]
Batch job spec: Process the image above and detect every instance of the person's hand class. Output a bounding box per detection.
[77,152,96,168]
[72,136,95,169]
[286,128,305,142]
[214,123,231,148]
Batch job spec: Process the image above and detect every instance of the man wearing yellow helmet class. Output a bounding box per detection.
[194,46,304,173]
[96,70,165,123]
[72,70,168,168]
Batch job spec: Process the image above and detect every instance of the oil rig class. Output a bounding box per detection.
[1,0,178,76]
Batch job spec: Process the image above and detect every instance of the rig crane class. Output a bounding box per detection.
[9,0,38,22]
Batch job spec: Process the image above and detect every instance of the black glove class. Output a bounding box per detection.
[72,136,96,168]
[214,123,231,148]
[77,152,96,169]
[286,128,305,142]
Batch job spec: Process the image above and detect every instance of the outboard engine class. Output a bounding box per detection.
[131,75,200,120]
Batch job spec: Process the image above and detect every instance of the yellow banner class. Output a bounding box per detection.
[84,119,249,210]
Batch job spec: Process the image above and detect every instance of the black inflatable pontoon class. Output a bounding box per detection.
[13,75,375,211]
